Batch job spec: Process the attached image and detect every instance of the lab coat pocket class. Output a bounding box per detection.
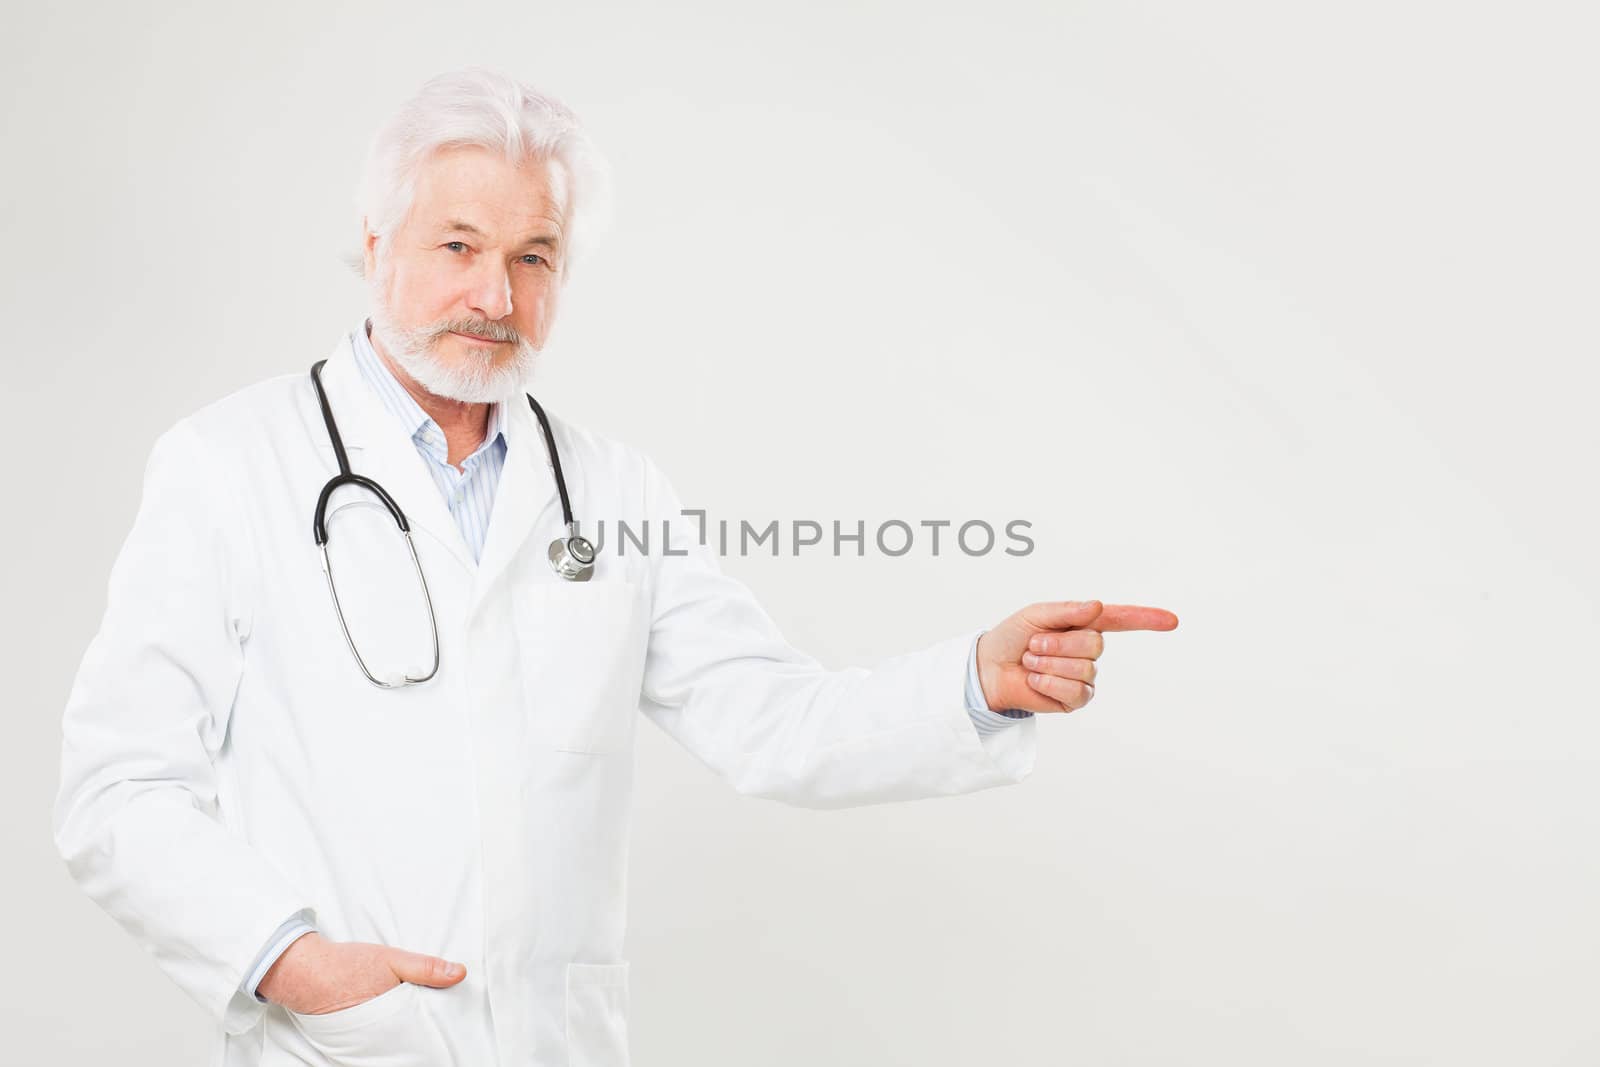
[566,961,631,1067]
[513,580,647,754]
[286,981,451,1066]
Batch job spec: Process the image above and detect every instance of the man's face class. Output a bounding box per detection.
[363,144,567,403]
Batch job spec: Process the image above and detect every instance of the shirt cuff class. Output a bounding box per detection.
[965,630,1033,736]
[242,912,318,1003]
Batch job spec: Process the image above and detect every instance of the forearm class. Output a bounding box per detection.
[644,627,1037,808]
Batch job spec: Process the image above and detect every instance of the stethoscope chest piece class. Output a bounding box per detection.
[524,391,594,582]
[549,526,596,582]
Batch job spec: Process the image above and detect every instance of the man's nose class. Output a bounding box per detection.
[466,259,514,321]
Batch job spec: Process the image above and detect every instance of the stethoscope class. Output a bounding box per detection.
[308,358,596,689]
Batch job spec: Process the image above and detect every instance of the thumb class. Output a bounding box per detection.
[1018,599,1103,632]
[386,948,467,988]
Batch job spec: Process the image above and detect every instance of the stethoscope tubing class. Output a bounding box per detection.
[307,355,590,689]
[308,358,579,545]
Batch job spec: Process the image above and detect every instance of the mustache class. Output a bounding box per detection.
[430,318,522,344]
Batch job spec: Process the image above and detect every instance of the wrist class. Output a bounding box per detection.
[257,930,321,1004]
[975,631,1001,712]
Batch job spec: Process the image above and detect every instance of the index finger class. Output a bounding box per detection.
[1081,604,1179,632]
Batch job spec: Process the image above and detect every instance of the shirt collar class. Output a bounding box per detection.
[351,317,506,466]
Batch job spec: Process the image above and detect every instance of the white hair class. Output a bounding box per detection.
[349,67,612,280]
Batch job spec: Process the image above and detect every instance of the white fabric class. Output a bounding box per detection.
[52,330,1037,1066]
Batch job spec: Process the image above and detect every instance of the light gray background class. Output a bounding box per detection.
[5,2,1596,1063]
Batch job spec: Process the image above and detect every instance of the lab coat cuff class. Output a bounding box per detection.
[935,629,1038,785]
[217,904,318,1035]
[965,629,1034,736]
[244,912,318,1002]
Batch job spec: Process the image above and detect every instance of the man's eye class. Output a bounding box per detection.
[445,241,468,253]
[521,254,545,266]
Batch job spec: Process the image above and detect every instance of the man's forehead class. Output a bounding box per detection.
[410,148,567,235]
[411,194,565,243]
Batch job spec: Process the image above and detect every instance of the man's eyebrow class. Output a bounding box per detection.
[440,219,560,249]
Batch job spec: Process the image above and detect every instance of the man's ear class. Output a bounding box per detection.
[361,218,379,279]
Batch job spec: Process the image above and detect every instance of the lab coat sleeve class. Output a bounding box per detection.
[636,457,1037,809]
[52,419,318,1033]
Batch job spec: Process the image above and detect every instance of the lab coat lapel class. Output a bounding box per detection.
[472,390,558,611]
[311,334,477,577]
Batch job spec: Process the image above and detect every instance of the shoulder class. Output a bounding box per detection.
[144,367,329,486]
[180,370,308,445]
[536,403,668,494]
[531,404,697,524]
[135,370,304,478]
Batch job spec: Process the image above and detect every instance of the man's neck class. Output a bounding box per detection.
[367,325,491,471]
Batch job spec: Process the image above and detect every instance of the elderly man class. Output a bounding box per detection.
[53,67,1177,1066]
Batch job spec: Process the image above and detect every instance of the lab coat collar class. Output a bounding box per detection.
[472,373,562,607]
[349,318,509,470]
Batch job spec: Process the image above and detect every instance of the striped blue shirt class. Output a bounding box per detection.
[350,319,509,561]
[241,318,1028,1003]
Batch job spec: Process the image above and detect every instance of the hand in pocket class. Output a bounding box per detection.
[258,931,468,1015]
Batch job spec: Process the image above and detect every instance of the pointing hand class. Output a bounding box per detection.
[975,599,1179,714]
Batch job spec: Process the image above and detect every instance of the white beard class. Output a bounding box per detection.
[367,287,540,404]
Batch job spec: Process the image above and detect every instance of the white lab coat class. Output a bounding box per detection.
[52,330,1037,1067]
